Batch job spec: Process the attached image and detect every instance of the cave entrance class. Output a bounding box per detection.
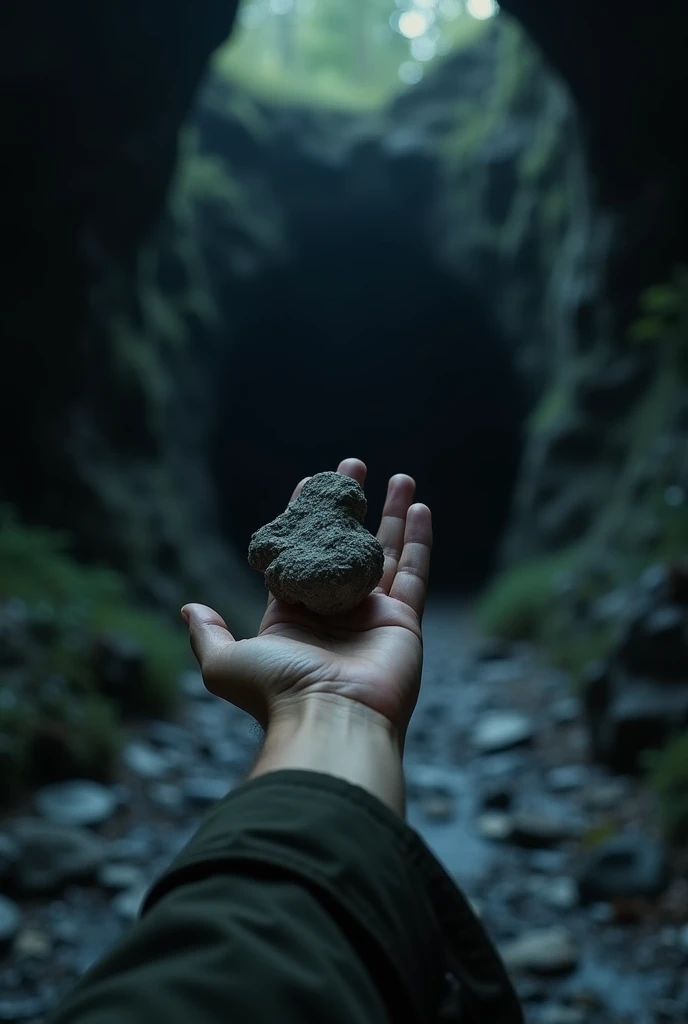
[211,194,526,592]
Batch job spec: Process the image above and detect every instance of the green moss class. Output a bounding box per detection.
[0,505,186,793]
[645,731,688,843]
[476,546,581,640]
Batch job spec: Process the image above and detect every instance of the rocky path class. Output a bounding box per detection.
[1,601,687,1023]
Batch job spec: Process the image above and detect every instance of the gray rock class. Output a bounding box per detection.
[147,720,193,749]
[473,711,535,753]
[183,777,231,805]
[10,819,106,893]
[148,783,185,813]
[34,780,118,828]
[511,811,580,848]
[122,741,170,780]
[678,923,688,955]
[547,765,589,792]
[584,778,629,810]
[540,1007,585,1024]
[500,927,578,975]
[577,835,669,903]
[539,876,579,910]
[248,472,384,615]
[0,995,48,1021]
[528,850,569,875]
[477,812,513,841]
[0,896,22,950]
[112,885,149,922]
[420,794,455,823]
[98,862,145,891]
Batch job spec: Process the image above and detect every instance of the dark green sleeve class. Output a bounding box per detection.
[47,771,522,1024]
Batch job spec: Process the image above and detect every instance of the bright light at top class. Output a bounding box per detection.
[398,10,430,39]
[466,0,500,19]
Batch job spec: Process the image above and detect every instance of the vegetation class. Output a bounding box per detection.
[214,0,498,110]
[645,731,688,843]
[0,506,187,799]
[629,266,688,378]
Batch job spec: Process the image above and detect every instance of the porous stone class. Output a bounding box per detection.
[248,472,384,616]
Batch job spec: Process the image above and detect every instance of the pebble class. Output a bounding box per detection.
[510,811,579,848]
[500,927,579,975]
[473,711,535,754]
[98,862,145,891]
[10,819,106,893]
[584,778,629,811]
[0,896,23,950]
[549,697,581,725]
[577,835,669,903]
[112,885,149,922]
[678,924,688,955]
[13,928,51,958]
[0,995,48,1020]
[477,812,512,841]
[183,777,231,806]
[528,850,569,874]
[34,781,118,828]
[122,741,171,781]
[107,833,156,864]
[148,783,185,813]
[420,794,455,823]
[540,877,579,910]
[546,765,589,793]
[147,720,193,749]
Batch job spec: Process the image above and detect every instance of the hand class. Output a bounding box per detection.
[182,458,432,739]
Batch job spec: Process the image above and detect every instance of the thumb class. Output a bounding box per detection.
[181,603,236,676]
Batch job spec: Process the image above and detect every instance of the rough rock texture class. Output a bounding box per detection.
[248,473,384,616]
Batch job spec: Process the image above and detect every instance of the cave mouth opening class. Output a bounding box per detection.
[211,193,527,594]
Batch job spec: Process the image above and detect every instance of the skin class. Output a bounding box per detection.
[182,457,432,816]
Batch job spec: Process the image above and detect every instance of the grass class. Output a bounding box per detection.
[0,506,188,798]
[645,731,688,843]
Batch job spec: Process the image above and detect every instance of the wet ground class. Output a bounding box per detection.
[1,601,687,1022]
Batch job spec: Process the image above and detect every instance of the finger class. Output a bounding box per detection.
[336,457,367,488]
[375,474,416,594]
[388,504,433,618]
[181,603,236,682]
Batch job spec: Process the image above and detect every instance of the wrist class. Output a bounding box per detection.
[249,693,406,816]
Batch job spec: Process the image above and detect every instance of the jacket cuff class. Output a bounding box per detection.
[143,770,522,1024]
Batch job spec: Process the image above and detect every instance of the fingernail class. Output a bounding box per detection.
[180,606,190,624]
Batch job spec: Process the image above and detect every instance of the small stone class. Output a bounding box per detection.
[510,811,579,848]
[473,711,534,754]
[0,896,22,950]
[528,849,569,874]
[10,819,106,893]
[248,472,385,616]
[13,928,51,958]
[550,697,581,725]
[122,741,170,781]
[677,923,688,954]
[540,877,579,910]
[98,862,145,891]
[34,780,118,828]
[0,995,48,1020]
[577,835,669,903]
[183,777,231,805]
[584,779,628,810]
[148,782,185,813]
[546,765,589,793]
[112,885,148,922]
[147,721,193,749]
[500,927,578,975]
[107,834,155,864]
[421,794,455,822]
[477,812,513,841]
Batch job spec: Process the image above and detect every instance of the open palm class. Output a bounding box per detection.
[183,459,432,735]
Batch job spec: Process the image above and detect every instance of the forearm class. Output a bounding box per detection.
[249,694,406,817]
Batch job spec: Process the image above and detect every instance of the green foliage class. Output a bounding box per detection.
[529,382,570,434]
[629,266,688,377]
[214,0,495,111]
[645,731,688,843]
[476,547,580,640]
[0,506,186,799]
